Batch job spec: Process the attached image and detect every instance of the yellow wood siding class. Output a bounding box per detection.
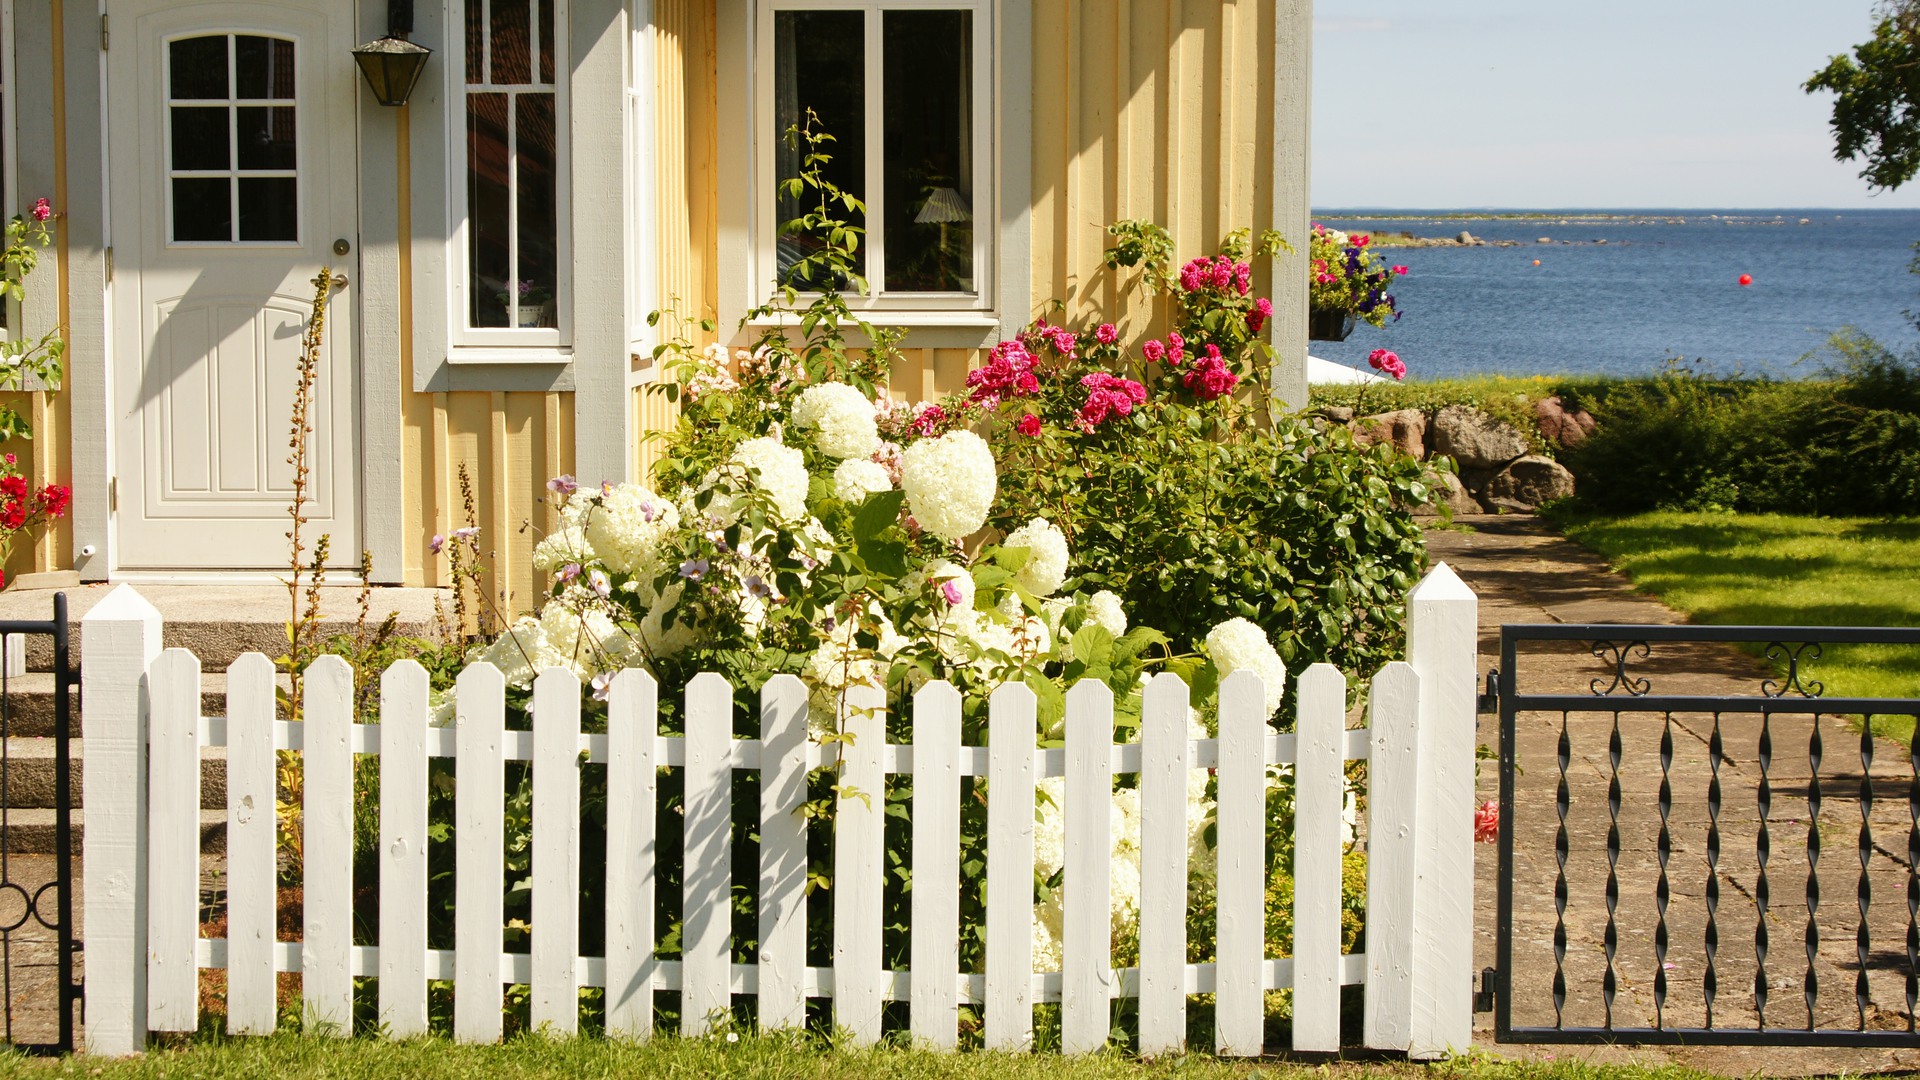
[1030,0,1283,338]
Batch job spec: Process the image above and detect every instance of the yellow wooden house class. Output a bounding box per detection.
[6,0,1311,611]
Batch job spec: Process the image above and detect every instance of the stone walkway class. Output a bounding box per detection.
[1436,515,1920,1076]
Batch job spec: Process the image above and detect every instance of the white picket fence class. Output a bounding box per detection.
[78,567,1479,1058]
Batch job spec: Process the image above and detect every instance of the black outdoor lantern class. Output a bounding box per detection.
[353,0,432,107]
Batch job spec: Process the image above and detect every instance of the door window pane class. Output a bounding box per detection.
[236,107,297,170]
[173,178,233,241]
[238,178,297,242]
[490,0,533,85]
[167,34,298,243]
[169,37,229,99]
[170,106,230,171]
[882,10,973,293]
[773,11,866,290]
[234,36,294,99]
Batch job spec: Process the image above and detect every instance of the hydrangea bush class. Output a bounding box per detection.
[417,206,1415,1040]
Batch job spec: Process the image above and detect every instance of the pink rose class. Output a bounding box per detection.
[1141,339,1166,363]
[941,580,964,606]
[1016,413,1041,437]
[1095,322,1118,345]
[30,198,51,222]
[1392,265,1409,275]
[1474,800,1498,844]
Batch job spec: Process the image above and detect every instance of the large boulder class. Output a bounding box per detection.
[1414,469,1483,517]
[1482,454,1576,510]
[1431,405,1530,470]
[1534,395,1597,449]
[1351,409,1427,459]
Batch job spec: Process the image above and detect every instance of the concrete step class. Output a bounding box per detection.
[0,583,451,672]
[0,670,286,738]
[2,738,229,809]
[0,807,227,855]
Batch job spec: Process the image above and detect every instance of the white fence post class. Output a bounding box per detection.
[146,649,202,1033]
[81,585,163,1056]
[227,653,280,1036]
[303,655,356,1034]
[832,682,886,1045]
[1062,679,1114,1055]
[1214,670,1267,1057]
[1407,563,1480,1059]
[1364,661,1422,1050]
[1136,672,1190,1057]
[1291,662,1348,1052]
[983,682,1036,1051]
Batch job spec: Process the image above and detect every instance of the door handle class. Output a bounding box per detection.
[326,272,348,290]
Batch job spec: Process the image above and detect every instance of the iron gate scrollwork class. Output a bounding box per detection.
[1493,623,1920,1048]
[0,595,77,1053]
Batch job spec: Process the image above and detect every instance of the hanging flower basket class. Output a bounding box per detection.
[1308,307,1356,342]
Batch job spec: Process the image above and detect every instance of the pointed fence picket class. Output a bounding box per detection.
[107,568,1480,1059]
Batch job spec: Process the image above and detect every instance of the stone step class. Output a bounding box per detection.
[2,738,230,809]
[0,807,227,855]
[0,671,286,738]
[0,583,451,673]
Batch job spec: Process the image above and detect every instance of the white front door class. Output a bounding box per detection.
[107,0,359,573]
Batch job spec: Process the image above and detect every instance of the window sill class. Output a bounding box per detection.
[446,347,574,366]
[741,311,1004,350]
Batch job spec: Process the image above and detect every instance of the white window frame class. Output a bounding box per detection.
[447,0,574,353]
[752,0,994,318]
[160,30,304,250]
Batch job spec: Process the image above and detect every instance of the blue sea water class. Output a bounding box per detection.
[1308,209,1920,380]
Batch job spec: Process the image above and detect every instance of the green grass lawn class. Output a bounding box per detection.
[1551,511,1920,740]
[0,1032,1729,1080]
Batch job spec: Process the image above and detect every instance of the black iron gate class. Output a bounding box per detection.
[0,594,77,1053]
[1491,623,1920,1048]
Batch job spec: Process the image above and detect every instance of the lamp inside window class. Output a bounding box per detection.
[772,6,978,297]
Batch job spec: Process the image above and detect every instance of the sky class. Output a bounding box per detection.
[1312,2,1920,210]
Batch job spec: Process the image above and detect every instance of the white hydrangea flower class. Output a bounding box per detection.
[1204,616,1288,719]
[1030,776,1152,973]
[636,581,700,659]
[832,458,893,505]
[584,483,680,578]
[1086,590,1127,637]
[536,601,631,681]
[730,435,810,521]
[900,429,996,542]
[531,525,595,573]
[791,382,881,460]
[1002,517,1069,597]
[472,615,546,689]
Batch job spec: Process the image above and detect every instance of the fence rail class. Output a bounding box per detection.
[80,569,1480,1059]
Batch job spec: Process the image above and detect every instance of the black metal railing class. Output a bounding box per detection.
[1493,623,1920,1047]
[0,594,77,1053]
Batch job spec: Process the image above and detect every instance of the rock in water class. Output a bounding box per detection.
[1457,230,1478,245]
[1431,404,1530,470]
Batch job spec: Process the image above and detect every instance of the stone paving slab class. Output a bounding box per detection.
[1435,515,1920,1076]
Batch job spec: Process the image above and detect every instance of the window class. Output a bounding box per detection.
[755,1,991,310]
[164,34,299,245]
[457,0,568,343]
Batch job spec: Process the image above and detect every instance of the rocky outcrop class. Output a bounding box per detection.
[1346,402,1580,515]
[1534,395,1597,449]
[1351,409,1427,460]
[1431,405,1530,470]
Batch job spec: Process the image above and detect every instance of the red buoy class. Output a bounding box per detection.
[1738,274,1753,286]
